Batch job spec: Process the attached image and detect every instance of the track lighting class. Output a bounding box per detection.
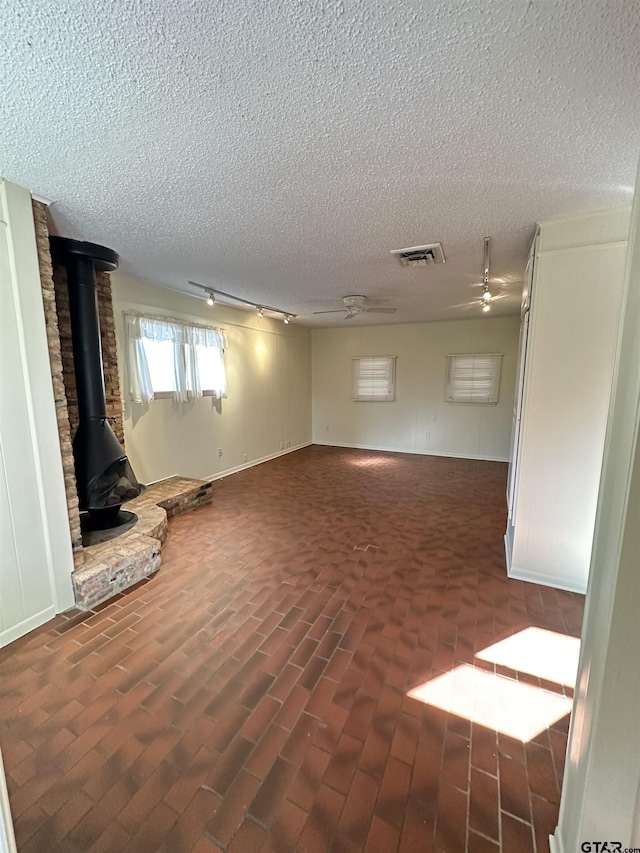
[481,237,492,313]
[189,281,296,324]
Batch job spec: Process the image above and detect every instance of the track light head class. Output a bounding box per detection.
[482,303,491,313]
[482,289,492,303]
[206,292,215,306]
[283,315,290,324]
[257,307,264,318]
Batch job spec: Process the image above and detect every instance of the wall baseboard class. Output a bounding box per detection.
[0,605,56,650]
[507,564,587,595]
[205,441,312,482]
[548,828,564,853]
[313,440,509,463]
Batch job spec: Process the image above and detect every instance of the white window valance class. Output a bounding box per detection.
[125,313,227,404]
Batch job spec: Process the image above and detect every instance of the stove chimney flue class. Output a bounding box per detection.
[49,236,144,529]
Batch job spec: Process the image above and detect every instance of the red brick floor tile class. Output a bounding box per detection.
[299,784,346,852]
[191,838,224,853]
[435,782,469,852]
[468,830,501,852]
[158,787,221,852]
[525,741,561,805]
[471,724,499,777]
[245,724,290,780]
[338,768,379,844]
[226,816,268,852]
[531,792,560,853]
[90,821,133,853]
[364,814,401,853]
[323,732,364,796]
[266,798,307,851]
[469,767,500,842]
[499,751,533,824]
[0,447,584,852]
[501,812,536,853]
[375,755,412,829]
[249,755,298,825]
[399,797,436,853]
[127,800,180,852]
[203,735,254,796]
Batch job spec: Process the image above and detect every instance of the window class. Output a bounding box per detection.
[142,339,175,393]
[126,314,227,403]
[445,353,502,404]
[352,356,396,402]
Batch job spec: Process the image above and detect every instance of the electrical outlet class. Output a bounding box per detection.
[218,448,223,457]
[425,431,430,439]
[279,441,285,450]
[243,453,248,463]
[285,440,290,448]
[431,414,437,421]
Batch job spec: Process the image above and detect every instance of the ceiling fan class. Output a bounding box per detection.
[313,295,397,321]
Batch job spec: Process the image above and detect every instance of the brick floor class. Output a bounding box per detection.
[0,446,584,852]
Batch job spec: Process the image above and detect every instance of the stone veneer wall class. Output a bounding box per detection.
[96,269,125,445]
[32,201,127,573]
[31,201,84,569]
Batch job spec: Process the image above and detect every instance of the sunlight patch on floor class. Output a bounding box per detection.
[407,664,573,741]
[475,627,580,688]
[347,456,398,467]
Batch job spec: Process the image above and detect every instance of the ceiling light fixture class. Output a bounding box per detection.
[188,281,296,324]
[481,236,492,310]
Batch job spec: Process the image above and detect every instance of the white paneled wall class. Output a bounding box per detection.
[312,317,520,461]
[112,275,312,483]
[0,179,74,648]
[508,207,630,594]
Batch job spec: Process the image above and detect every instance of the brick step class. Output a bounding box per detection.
[74,476,213,610]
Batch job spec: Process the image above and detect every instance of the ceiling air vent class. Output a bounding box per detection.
[390,243,445,266]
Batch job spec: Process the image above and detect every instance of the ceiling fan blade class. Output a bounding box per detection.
[313,309,347,315]
[364,307,397,314]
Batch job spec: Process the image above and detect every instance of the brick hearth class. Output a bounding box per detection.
[72,477,213,610]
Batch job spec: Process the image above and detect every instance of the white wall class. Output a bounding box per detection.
[552,170,640,851]
[311,317,520,461]
[0,179,75,648]
[112,275,312,483]
[509,207,630,595]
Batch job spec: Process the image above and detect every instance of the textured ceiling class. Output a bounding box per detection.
[1,1,638,326]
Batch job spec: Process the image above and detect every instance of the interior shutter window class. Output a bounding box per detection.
[445,353,502,404]
[352,356,396,402]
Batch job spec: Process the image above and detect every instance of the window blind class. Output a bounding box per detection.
[352,356,396,402]
[445,353,502,404]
